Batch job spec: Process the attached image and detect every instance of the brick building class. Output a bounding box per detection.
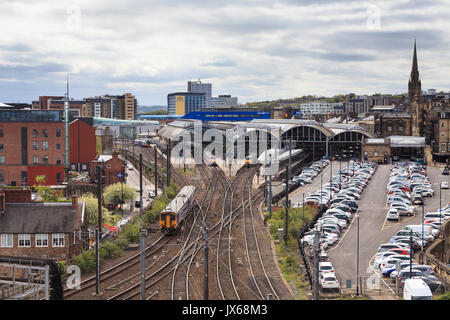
[362,138,391,163]
[0,110,65,186]
[90,152,125,185]
[376,113,412,137]
[0,190,87,261]
[69,118,97,171]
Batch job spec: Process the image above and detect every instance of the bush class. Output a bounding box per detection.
[71,250,96,274]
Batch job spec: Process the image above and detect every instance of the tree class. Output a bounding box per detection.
[34,175,61,201]
[79,193,111,226]
[103,183,138,205]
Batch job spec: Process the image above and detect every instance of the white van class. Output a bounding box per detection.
[403,279,432,300]
[403,225,434,240]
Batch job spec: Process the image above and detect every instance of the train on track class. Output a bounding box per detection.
[159,185,196,232]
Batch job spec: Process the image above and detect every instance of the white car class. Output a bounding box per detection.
[319,262,335,276]
[441,181,449,189]
[320,274,340,290]
[373,251,398,268]
[387,208,400,221]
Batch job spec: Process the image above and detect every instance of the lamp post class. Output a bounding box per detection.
[356,214,360,296]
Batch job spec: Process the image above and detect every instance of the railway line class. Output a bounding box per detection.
[241,166,280,300]
[66,144,290,300]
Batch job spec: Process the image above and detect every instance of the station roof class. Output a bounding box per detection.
[0,102,12,108]
[366,138,387,144]
[388,135,425,148]
[257,148,303,164]
[92,117,160,126]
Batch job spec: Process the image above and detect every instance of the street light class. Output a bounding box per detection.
[356,214,360,296]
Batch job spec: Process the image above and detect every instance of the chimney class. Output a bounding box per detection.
[71,195,78,212]
[0,192,5,214]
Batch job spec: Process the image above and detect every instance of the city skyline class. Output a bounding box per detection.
[1,0,450,105]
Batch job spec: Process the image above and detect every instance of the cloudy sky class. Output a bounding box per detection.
[1,0,450,106]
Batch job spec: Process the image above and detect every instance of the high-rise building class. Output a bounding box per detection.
[167,92,206,116]
[83,93,136,120]
[209,95,238,108]
[188,80,212,107]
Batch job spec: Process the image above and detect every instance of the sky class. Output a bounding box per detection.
[1,0,450,106]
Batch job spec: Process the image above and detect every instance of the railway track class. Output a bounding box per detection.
[107,172,263,300]
[106,165,218,300]
[241,166,280,300]
[171,166,219,300]
[216,166,262,300]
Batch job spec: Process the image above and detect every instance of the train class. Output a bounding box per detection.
[159,185,196,232]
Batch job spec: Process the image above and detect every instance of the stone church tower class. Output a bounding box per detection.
[408,39,424,136]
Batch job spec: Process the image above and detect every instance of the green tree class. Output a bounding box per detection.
[103,182,138,205]
[79,193,111,226]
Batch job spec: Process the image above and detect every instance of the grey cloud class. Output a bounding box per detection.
[0,62,70,80]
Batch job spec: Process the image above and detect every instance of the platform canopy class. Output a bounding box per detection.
[388,135,425,148]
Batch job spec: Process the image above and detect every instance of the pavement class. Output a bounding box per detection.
[326,164,450,295]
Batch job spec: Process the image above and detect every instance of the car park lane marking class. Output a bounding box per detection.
[368,255,396,295]
[326,209,358,253]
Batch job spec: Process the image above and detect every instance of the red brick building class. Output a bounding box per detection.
[69,118,97,171]
[0,110,65,186]
[90,152,125,185]
[0,190,87,261]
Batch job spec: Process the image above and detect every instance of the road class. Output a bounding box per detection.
[116,162,160,225]
[327,164,450,290]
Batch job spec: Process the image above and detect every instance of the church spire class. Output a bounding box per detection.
[408,38,421,103]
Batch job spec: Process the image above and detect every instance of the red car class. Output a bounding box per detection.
[388,248,412,256]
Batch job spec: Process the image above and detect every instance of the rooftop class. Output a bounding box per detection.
[0,202,83,233]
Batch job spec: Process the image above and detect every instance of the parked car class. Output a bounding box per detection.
[387,208,400,221]
[319,262,335,275]
[441,181,449,189]
[320,274,340,290]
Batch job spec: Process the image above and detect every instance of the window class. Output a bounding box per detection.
[56,129,61,137]
[43,141,48,150]
[398,126,403,132]
[42,129,48,138]
[32,129,38,137]
[33,156,39,164]
[373,151,378,156]
[0,144,3,152]
[0,171,4,182]
[42,156,48,165]
[33,141,39,150]
[56,173,61,183]
[0,129,3,137]
[0,234,13,248]
[52,233,65,247]
[442,143,446,152]
[448,143,450,152]
[441,132,445,137]
[56,143,61,150]
[35,234,48,247]
[18,234,31,247]
[56,158,61,165]
[442,122,445,128]
[0,156,4,164]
